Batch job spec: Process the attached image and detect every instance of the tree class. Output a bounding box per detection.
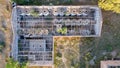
[98,0,120,13]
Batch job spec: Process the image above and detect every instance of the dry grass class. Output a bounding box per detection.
[0,0,12,68]
[54,37,81,68]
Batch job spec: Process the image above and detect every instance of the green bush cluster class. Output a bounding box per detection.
[84,52,93,61]
[11,0,73,5]
[6,58,28,68]
[57,27,67,34]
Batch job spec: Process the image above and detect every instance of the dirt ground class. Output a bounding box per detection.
[0,0,12,68]
[54,37,80,68]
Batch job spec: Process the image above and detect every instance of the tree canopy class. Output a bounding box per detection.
[98,0,120,13]
[11,0,73,5]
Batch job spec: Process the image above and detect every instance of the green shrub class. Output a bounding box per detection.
[57,27,67,34]
[84,52,92,61]
[0,41,5,52]
[12,0,74,5]
[30,10,39,17]
[57,52,62,57]
[6,58,28,68]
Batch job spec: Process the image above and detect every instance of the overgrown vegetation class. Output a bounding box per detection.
[6,58,28,68]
